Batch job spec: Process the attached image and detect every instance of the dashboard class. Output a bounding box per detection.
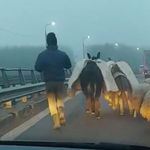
[0,146,90,150]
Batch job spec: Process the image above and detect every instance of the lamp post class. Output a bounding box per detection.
[82,36,90,58]
[45,22,56,46]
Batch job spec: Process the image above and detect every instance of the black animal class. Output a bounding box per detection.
[79,52,104,119]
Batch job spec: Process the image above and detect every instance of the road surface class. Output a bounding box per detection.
[2,93,149,146]
[1,75,150,147]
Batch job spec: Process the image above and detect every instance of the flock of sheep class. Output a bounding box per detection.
[131,80,150,122]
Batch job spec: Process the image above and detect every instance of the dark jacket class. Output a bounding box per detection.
[35,45,72,82]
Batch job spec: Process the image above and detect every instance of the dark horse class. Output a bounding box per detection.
[79,52,104,119]
[108,58,133,115]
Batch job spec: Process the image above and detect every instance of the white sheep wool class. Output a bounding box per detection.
[116,61,139,90]
[140,89,150,122]
[67,59,119,98]
[106,60,139,90]
[131,83,150,117]
[106,60,116,70]
[144,78,150,85]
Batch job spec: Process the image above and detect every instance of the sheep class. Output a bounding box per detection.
[140,90,150,124]
[144,78,150,85]
[131,83,150,118]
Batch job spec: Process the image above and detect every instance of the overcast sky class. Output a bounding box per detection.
[0,0,150,56]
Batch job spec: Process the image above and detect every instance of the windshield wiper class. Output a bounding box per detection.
[0,141,149,150]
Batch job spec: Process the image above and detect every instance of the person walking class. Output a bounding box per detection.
[35,32,72,129]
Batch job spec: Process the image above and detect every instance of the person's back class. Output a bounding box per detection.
[36,46,71,82]
[34,32,72,130]
[35,33,71,82]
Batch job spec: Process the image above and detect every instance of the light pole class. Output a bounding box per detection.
[82,36,90,59]
[45,22,56,46]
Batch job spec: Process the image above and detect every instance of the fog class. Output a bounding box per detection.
[0,0,150,66]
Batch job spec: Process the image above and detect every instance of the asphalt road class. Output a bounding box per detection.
[14,95,150,147]
[1,75,150,147]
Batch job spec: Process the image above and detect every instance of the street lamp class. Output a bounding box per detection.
[115,43,118,46]
[82,36,90,58]
[45,22,56,46]
[137,47,140,51]
[51,22,56,26]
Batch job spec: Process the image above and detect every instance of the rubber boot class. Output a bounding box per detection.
[52,114,61,130]
[58,107,66,126]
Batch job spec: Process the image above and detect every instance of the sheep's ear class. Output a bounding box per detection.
[87,53,91,59]
[97,52,100,59]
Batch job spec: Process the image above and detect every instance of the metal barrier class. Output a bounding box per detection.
[0,67,73,109]
[0,79,69,109]
[0,67,72,89]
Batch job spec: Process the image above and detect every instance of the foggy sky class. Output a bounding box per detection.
[0,0,150,57]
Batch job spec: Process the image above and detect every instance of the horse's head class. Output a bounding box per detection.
[87,52,101,61]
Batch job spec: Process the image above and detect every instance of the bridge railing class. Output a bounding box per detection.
[0,67,72,89]
[0,67,73,109]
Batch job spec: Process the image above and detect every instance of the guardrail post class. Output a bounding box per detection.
[41,72,44,82]
[22,96,27,103]
[33,93,39,100]
[4,101,12,109]
[31,70,38,84]
[1,68,10,88]
[18,68,26,85]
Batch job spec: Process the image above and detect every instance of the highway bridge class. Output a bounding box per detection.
[0,68,150,147]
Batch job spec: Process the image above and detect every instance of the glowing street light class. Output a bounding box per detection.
[137,47,140,51]
[82,36,90,58]
[87,36,90,39]
[51,22,56,26]
[115,43,118,46]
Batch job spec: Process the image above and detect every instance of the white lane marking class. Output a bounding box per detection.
[0,91,81,140]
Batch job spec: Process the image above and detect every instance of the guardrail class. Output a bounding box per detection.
[0,67,73,109]
[0,79,69,109]
[0,67,72,89]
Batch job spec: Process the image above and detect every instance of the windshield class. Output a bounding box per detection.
[0,0,150,148]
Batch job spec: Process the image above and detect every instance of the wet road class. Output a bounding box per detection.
[1,75,149,147]
[14,91,150,147]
